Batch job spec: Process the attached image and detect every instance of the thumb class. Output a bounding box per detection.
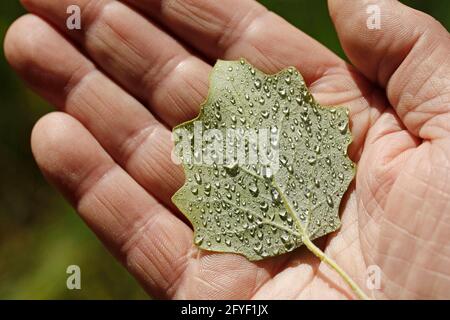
[329,0,450,140]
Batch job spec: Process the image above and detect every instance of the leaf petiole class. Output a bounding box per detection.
[273,182,370,300]
[301,235,370,300]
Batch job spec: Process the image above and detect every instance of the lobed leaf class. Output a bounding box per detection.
[172,59,355,261]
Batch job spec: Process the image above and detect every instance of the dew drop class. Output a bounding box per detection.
[284,241,294,251]
[254,79,262,89]
[307,155,317,165]
[194,235,204,245]
[248,183,259,197]
[271,189,281,203]
[281,233,290,244]
[287,164,294,174]
[278,88,287,98]
[314,145,321,154]
[194,172,202,184]
[224,161,239,177]
[326,194,334,207]
[257,230,263,240]
[304,189,311,199]
[285,76,291,84]
[338,120,348,134]
[260,201,269,212]
[314,178,320,188]
[287,216,293,225]
[253,242,263,254]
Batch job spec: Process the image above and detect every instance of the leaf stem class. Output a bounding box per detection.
[301,235,370,300]
[272,182,369,300]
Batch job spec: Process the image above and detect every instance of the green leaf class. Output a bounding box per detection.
[172,59,355,261]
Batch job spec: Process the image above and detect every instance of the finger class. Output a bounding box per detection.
[122,0,385,160]
[31,112,194,298]
[21,0,383,159]
[123,0,344,83]
[4,14,183,209]
[329,0,450,140]
[21,0,211,126]
[6,17,284,299]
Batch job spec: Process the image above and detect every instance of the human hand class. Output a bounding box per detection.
[4,0,450,299]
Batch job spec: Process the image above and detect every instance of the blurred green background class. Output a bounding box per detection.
[0,0,448,299]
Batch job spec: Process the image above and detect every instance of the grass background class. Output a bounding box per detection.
[0,0,448,299]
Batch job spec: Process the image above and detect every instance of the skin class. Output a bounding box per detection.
[3,0,450,299]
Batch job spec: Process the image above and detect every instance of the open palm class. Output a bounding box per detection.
[5,0,450,299]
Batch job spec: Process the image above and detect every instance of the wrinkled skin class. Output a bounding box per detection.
[4,0,450,299]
